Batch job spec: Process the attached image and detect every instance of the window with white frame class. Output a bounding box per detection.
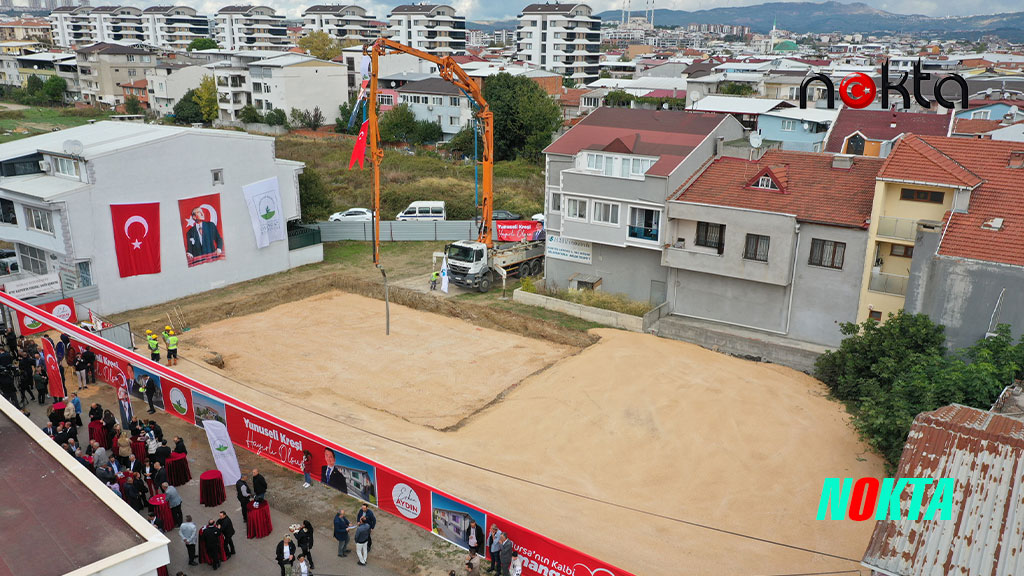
[565,197,587,220]
[755,175,778,190]
[450,116,459,125]
[592,201,619,225]
[378,93,393,106]
[77,261,93,287]
[54,156,80,178]
[550,192,561,212]
[19,244,47,274]
[449,97,460,106]
[432,96,442,105]
[583,152,655,179]
[781,119,796,131]
[25,207,53,233]
[628,207,659,241]
[970,110,990,120]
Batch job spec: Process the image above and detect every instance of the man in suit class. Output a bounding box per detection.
[202,520,223,570]
[217,511,235,557]
[320,448,347,493]
[236,474,251,523]
[126,453,141,475]
[152,461,168,489]
[186,207,224,263]
[252,468,267,501]
[154,439,172,466]
[499,533,514,576]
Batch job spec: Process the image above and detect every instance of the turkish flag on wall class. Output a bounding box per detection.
[111,203,161,278]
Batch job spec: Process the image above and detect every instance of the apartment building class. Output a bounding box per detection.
[0,121,309,314]
[396,78,472,140]
[824,108,952,157]
[664,151,883,347]
[542,108,744,304]
[755,108,838,152]
[302,5,381,44]
[145,62,207,116]
[387,4,466,56]
[75,42,157,106]
[215,5,289,51]
[872,136,1024,350]
[50,5,212,50]
[516,3,601,82]
[0,18,51,42]
[212,52,347,122]
[15,52,75,89]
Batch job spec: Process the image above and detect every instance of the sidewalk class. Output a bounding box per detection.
[22,381,461,576]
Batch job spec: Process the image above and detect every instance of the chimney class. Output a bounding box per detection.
[890,112,897,129]
[832,154,854,169]
[715,136,725,158]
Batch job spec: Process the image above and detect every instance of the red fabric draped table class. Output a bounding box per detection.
[166,452,191,486]
[157,565,169,576]
[149,494,174,531]
[199,470,226,507]
[130,437,147,463]
[246,500,273,539]
[52,401,66,416]
[88,421,105,446]
[198,527,228,566]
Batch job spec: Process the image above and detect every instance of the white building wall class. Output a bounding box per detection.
[62,130,302,314]
[274,64,348,122]
[146,65,208,116]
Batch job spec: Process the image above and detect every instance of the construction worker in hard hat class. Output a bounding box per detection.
[166,330,178,366]
[147,332,160,363]
[161,325,172,345]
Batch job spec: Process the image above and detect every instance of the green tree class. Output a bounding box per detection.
[306,106,325,130]
[562,75,576,88]
[413,119,442,144]
[194,75,219,123]
[444,124,483,157]
[238,104,263,124]
[377,103,417,143]
[482,72,561,162]
[124,95,143,115]
[187,38,218,51]
[264,108,287,126]
[41,75,66,104]
[297,168,333,222]
[25,74,43,95]
[335,100,360,134]
[719,82,755,95]
[297,30,342,61]
[173,88,203,124]
[598,70,612,79]
[604,89,634,107]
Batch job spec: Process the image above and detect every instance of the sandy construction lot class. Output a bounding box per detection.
[177,292,883,576]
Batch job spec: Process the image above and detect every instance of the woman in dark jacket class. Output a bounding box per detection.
[296,520,315,570]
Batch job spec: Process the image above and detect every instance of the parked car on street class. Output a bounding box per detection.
[492,210,522,220]
[328,208,374,222]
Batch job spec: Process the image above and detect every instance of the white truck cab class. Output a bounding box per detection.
[445,238,544,292]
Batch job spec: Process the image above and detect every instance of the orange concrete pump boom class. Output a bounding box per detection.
[364,38,494,266]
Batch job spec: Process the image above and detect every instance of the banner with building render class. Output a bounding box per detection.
[0,292,634,576]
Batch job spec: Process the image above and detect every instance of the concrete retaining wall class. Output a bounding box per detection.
[512,288,644,331]
[288,243,324,269]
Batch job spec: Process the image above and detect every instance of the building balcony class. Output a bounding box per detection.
[868,271,908,296]
[875,216,917,242]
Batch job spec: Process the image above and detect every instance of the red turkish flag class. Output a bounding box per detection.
[349,120,369,170]
[111,203,161,277]
[41,337,66,400]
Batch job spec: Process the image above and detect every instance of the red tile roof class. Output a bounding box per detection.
[543,107,731,177]
[643,89,686,99]
[555,87,588,107]
[863,405,1024,576]
[951,117,1003,135]
[824,108,952,153]
[120,79,147,89]
[884,135,1024,266]
[674,149,884,228]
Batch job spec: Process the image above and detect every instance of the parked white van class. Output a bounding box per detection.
[396,201,446,221]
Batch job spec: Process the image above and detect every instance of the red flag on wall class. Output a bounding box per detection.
[349,120,369,170]
[110,203,161,278]
[41,337,66,400]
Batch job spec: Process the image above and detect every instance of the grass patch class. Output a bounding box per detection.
[521,279,653,317]
[275,136,544,220]
[321,240,447,281]
[0,106,115,142]
[455,278,608,332]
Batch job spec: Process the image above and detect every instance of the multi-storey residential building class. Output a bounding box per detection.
[542,108,743,304]
[211,52,347,123]
[516,3,600,82]
[50,5,212,50]
[387,4,466,56]
[663,151,883,348]
[75,42,157,106]
[0,40,41,87]
[0,18,51,42]
[145,62,207,116]
[756,108,838,152]
[120,78,147,108]
[16,52,74,88]
[215,5,289,51]
[0,121,310,314]
[141,6,212,51]
[302,5,380,44]
[396,78,471,140]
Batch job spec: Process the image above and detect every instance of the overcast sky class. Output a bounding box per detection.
[99,0,1022,22]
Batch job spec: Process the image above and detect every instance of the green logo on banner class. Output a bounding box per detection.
[24,318,42,329]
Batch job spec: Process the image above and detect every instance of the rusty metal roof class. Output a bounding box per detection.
[862,404,1024,575]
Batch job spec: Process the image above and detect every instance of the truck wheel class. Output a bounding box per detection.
[518,261,531,278]
[530,259,542,276]
[478,272,492,293]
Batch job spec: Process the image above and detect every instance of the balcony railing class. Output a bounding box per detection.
[869,271,908,296]
[876,216,917,241]
[628,225,659,242]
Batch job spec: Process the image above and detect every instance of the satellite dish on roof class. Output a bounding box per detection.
[690,90,701,101]
[749,132,763,148]
[63,140,84,156]
[1010,105,1020,116]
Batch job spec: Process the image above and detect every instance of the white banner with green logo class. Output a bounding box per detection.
[242,177,286,249]
[203,419,242,486]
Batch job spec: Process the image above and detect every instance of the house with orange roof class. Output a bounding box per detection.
[662,149,883,349]
[889,136,1024,349]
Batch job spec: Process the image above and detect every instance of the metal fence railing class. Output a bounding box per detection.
[288,225,322,251]
[313,220,483,242]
